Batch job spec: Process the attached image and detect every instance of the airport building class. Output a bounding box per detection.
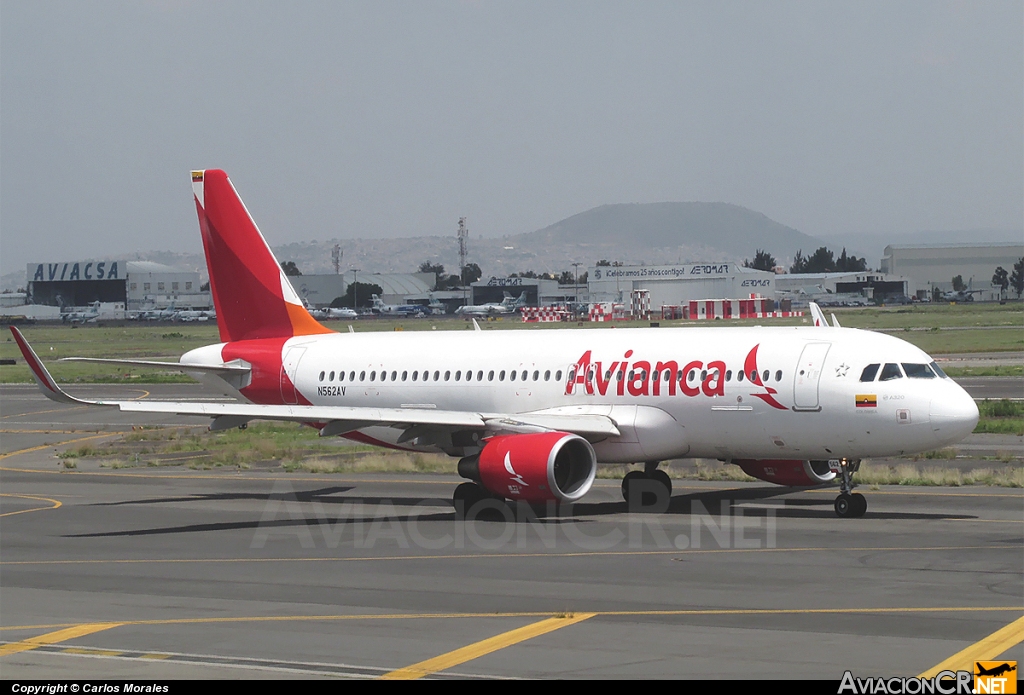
[469,276,586,308]
[774,271,911,305]
[586,263,775,308]
[289,271,435,309]
[880,243,1024,299]
[26,260,210,311]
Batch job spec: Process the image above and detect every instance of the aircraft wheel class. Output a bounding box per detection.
[621,470,644,503]
[850,493,867,517]
[834,494,854,518]
[453,482,486,519]
[650,469,672,498]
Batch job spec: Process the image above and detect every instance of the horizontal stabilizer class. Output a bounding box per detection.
[59,357,250,374]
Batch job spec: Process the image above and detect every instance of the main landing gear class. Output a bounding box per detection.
[621,461,672,512]
[833,459,866,518]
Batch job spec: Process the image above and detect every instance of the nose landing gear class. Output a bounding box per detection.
[832,458,866,518]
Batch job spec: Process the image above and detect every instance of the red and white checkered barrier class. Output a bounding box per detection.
[688,297,803,320]
[630,289,651,320]
[522,307,570,323]
[589,303,627,321]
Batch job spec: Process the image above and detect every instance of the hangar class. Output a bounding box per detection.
[880,243,1024,299]
[27,260,209,310]
[587,263,775,307]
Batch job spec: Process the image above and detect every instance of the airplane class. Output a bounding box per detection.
[454,292,527,317]
[310,306,358,320]
[10,169,980,519]
[941,289,983,302]
[61,300,100,324]
[370,294,426,317]
[142,302,178,321]
[174,308,216,322]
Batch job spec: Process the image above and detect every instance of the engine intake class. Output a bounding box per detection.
[734,459,836,486]
[458,432,597,502]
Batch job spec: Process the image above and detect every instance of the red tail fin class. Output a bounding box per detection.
[191,170,331,343]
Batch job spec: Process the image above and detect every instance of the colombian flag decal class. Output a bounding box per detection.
[856,394,877,408]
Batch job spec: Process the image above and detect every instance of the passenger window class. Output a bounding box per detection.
[775,370,782,382]
[444,371,451,381]
[545,370,551,381]
[380,371,387,382]
[902,363,935,379]
[555,370,562,381]
[359,371,365,381]
[402,371,407,381]
[477,370,483,381]
[391,371,397,381]
[488,370,495,381]
[521,370,527,381]
[725,370,732,381]
[412,371,418,381]
[465,371,471,382]
[499,370,506,381]
[700,370,707,381]
[433,370,440,381]
[329,371,334,381]
[533,370,539,381]
[319,371,325,382]
[749,369,757,382]
[763,370,769,382]
[737,370,744,382]
[879,363,903,381]
[510,370,517,381]
[688,370,696,382]
[664,371,671,382]
[860,364,880,382]
[455,370,461,381]
[339,372,345,382]
[370,371,376,381]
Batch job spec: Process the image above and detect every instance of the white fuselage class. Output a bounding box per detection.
[185,325,979,464]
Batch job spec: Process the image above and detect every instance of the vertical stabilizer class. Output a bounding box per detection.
[191,170,331,342]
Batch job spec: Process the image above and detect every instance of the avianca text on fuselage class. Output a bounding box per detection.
[564,343,787,410]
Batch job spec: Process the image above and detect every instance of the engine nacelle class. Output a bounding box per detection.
[458,432,597,502]
[734,459,836,487]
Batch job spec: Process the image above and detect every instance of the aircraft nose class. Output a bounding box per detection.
[929,389,979,445]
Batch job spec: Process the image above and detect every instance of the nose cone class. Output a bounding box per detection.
[930,390,979,445]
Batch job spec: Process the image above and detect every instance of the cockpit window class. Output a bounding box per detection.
[902,363,936,379]
[859,364,880,382]
[878,363,903,381]
[929,361,948,379]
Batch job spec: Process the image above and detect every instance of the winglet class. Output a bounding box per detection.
[831,313,841,328]
[809,302,828,328]
[8,327,93,405]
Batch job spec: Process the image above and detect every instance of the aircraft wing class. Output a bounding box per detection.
[10,327,620,440]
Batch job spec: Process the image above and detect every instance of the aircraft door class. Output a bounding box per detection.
[792,342,831,411]
[280,346,307,404]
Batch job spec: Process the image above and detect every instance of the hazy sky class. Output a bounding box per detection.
[2,1,1021,275]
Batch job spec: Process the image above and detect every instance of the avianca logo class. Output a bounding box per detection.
[504,452,529,487]
[565,344,787,410]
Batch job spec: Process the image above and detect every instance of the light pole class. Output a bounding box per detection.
[572,262,581,314]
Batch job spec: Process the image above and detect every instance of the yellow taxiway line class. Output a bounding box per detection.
[919,614,1024,678]
[380,613,596,679]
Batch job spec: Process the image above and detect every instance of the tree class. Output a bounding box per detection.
[835,248,867,272]
[992,266,1009,299]
[280,261,302,276]
[558,270,575,285]
[743,249,776,272]
[418,262,446,290]
[596,259,612,267]
[461,263,482,286]
[333,282,383,309]
[952,275,965,292]
[1011,257,1024,299]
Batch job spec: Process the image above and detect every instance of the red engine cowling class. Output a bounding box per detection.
[734,459,836,486]
[458,432,597,502]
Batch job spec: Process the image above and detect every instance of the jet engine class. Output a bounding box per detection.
[458,432,597,502]
[734,459,836,486]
